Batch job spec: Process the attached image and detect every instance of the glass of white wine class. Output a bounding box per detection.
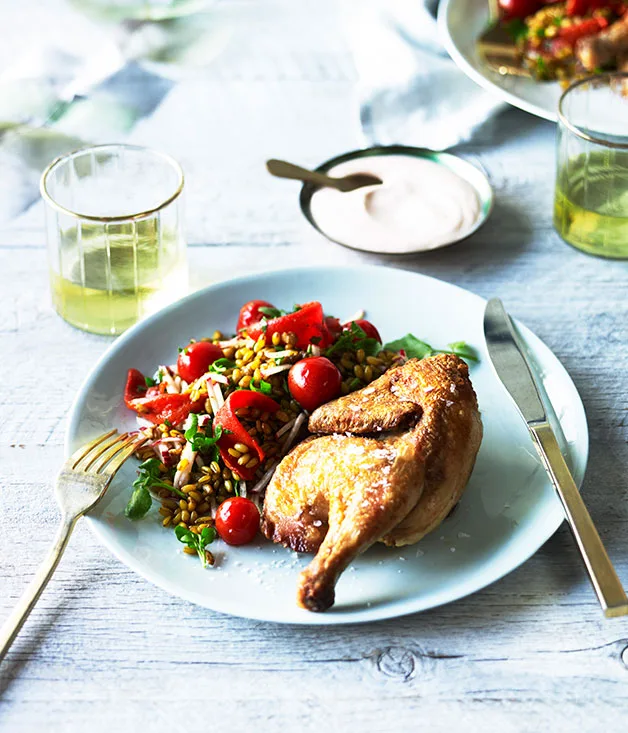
[554,73,628,259]
[41,143,187,335]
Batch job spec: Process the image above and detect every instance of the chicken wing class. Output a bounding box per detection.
[261,354,482,612]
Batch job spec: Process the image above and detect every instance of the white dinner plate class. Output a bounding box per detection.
[438,0,562,122]
[66,265,588,625]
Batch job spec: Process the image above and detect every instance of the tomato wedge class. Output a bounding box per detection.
[245,301,327,349]
[214,391,281,480]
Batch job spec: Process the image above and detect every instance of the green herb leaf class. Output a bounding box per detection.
[383,334,479,364]
[125,458,186,521]
[443,341,479,363]
[383,334,434,360]
[258,306,286,318]
[325,322,381,358]
[145,376,156,387]
[250,380,272,395]
[184,414,224,458]
[175,523,217,567]
[209,358,236,374]
[504,18,528,43]
[124,485,153,520]
[535,56,548,79]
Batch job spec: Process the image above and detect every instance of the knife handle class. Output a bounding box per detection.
[530,423,628,618]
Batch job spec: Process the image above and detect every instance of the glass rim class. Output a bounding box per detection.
[40,143,185,222]
[558,72,628,150]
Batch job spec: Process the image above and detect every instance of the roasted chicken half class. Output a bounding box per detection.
[261,354,482,612]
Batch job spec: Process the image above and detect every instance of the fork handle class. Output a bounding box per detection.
[0,514,78,663]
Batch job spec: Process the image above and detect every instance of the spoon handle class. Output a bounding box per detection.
[266,159,339,190]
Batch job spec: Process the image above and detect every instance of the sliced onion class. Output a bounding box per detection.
[276,417,297,438]
[207,372,229,385]
[212,380,225,408]
[263,349,298,360]
[250,461,279,494]
[173,441,197,488]
[341,309,365,325]
[262,364,292,377]
[281,412,306,452]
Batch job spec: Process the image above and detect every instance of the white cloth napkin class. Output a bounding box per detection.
[345,0,505,150]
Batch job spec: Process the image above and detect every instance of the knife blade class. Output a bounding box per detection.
[483,297,628,618]
[483,298,546,426]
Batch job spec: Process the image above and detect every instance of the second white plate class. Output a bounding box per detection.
[439,0,562,122]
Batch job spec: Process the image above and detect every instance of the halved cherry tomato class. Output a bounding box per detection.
[246,301,327,349]
[343,319,382,344]
[215,497,260,546]
[237,300,275,333]
[124,368,148,407]
[177,341,224,383]
[214,391,281,479]
[288,356,342,412]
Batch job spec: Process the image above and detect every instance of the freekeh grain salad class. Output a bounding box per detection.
[122,299,477,566]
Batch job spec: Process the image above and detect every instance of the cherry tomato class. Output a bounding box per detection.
[177,341,224,383]
[215,497,260,546]
[288,356,342,412]
[498,0,543,18]
[237,300,275,333]
[343,319,382,344]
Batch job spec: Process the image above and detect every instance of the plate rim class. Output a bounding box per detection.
[437,0,559,123]
[65,264,589,625]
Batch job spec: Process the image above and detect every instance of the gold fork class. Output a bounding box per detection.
[0,430,146,663]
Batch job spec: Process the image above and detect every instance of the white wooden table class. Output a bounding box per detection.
[1,2,627,731]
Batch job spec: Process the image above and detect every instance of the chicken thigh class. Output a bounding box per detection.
[261,354,482,612]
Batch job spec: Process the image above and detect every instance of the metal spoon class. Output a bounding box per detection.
[266,159,382,193]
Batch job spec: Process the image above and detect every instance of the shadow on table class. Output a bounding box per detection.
[0,597,71,698]
[353,197,534,286]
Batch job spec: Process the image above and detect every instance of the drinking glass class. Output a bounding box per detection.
[554,72,628,259]
[41,144,187,335]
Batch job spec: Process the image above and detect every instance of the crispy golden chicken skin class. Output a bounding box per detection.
[261,354,482,612]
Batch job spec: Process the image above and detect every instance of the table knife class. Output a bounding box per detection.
[484,298,628,618]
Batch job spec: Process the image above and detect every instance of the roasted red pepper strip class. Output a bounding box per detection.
[566,0,621,15]
[214,391,280,480]
[558,16,608,46]
[124,368,148,407]
[566,0,589,15]
[129,393,204,426]
[246,301,327,348]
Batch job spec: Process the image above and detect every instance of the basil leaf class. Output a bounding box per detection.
[445,341,479,363]
[124,485,152,520]
[383,334,434,360]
